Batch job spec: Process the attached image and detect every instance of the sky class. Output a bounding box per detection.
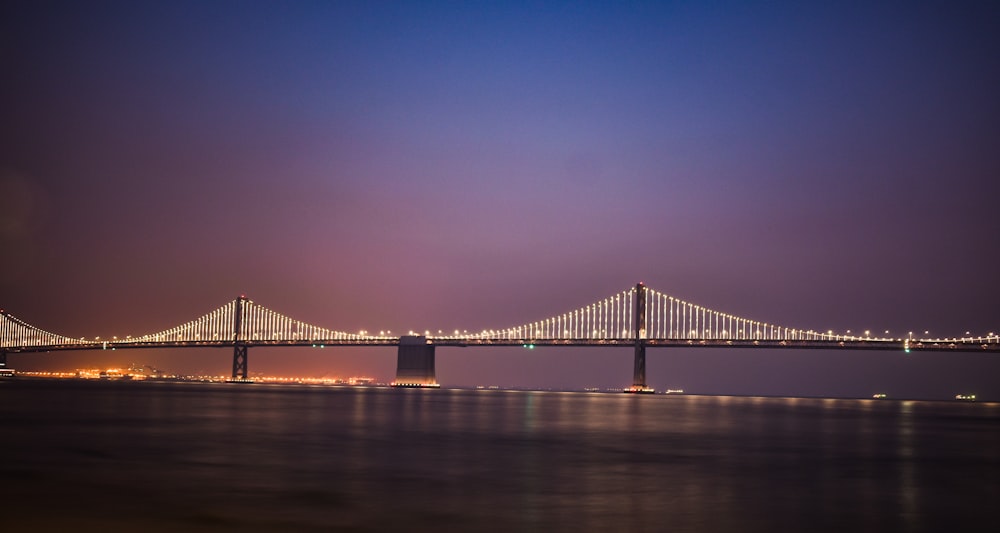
[2,1,998,399]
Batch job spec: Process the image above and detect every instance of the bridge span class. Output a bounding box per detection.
[3,283,998,391]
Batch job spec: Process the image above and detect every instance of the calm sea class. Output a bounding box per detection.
[1,380,998,532]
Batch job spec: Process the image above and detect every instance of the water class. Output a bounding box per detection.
[2,380,998,532]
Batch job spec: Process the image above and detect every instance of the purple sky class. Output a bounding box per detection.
[2,1,998,399]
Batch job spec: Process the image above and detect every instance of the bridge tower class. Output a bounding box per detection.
[230,295,251,383]
[627,282,654,393]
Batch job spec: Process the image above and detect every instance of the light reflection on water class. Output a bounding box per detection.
[1,380,999,532]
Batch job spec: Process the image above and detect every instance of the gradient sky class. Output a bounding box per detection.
[2,1,998,399]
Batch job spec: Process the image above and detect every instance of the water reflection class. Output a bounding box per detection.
[1,382,998,532]
[898,400,918,532]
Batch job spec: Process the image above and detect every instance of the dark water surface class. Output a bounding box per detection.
[2,380,998,532]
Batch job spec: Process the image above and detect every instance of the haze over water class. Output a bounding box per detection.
[3,380,998,532]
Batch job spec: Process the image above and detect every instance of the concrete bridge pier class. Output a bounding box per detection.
[393,336,439,388]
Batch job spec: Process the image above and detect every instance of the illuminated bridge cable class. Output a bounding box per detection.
[0,309,89,349]
[433,285,926,344]
[118,297,386,346]
[3,286,1000,351]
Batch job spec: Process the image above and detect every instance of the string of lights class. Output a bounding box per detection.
[2,288,998,349]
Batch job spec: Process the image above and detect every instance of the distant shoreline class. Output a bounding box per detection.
[1,373,992,404]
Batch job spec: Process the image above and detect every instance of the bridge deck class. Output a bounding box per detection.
[5,338,998,353]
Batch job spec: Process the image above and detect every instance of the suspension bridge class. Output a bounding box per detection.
[2,283,998,391]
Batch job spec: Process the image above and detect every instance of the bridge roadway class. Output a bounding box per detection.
[6,337,998,353]
[5,336,999,391]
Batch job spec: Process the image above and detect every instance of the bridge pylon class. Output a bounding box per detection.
[626,282,654,394]
[228,295,252,383]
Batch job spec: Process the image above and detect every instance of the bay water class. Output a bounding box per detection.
[2,380,998,531]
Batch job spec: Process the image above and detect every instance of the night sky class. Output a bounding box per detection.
[2,1,998,399]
